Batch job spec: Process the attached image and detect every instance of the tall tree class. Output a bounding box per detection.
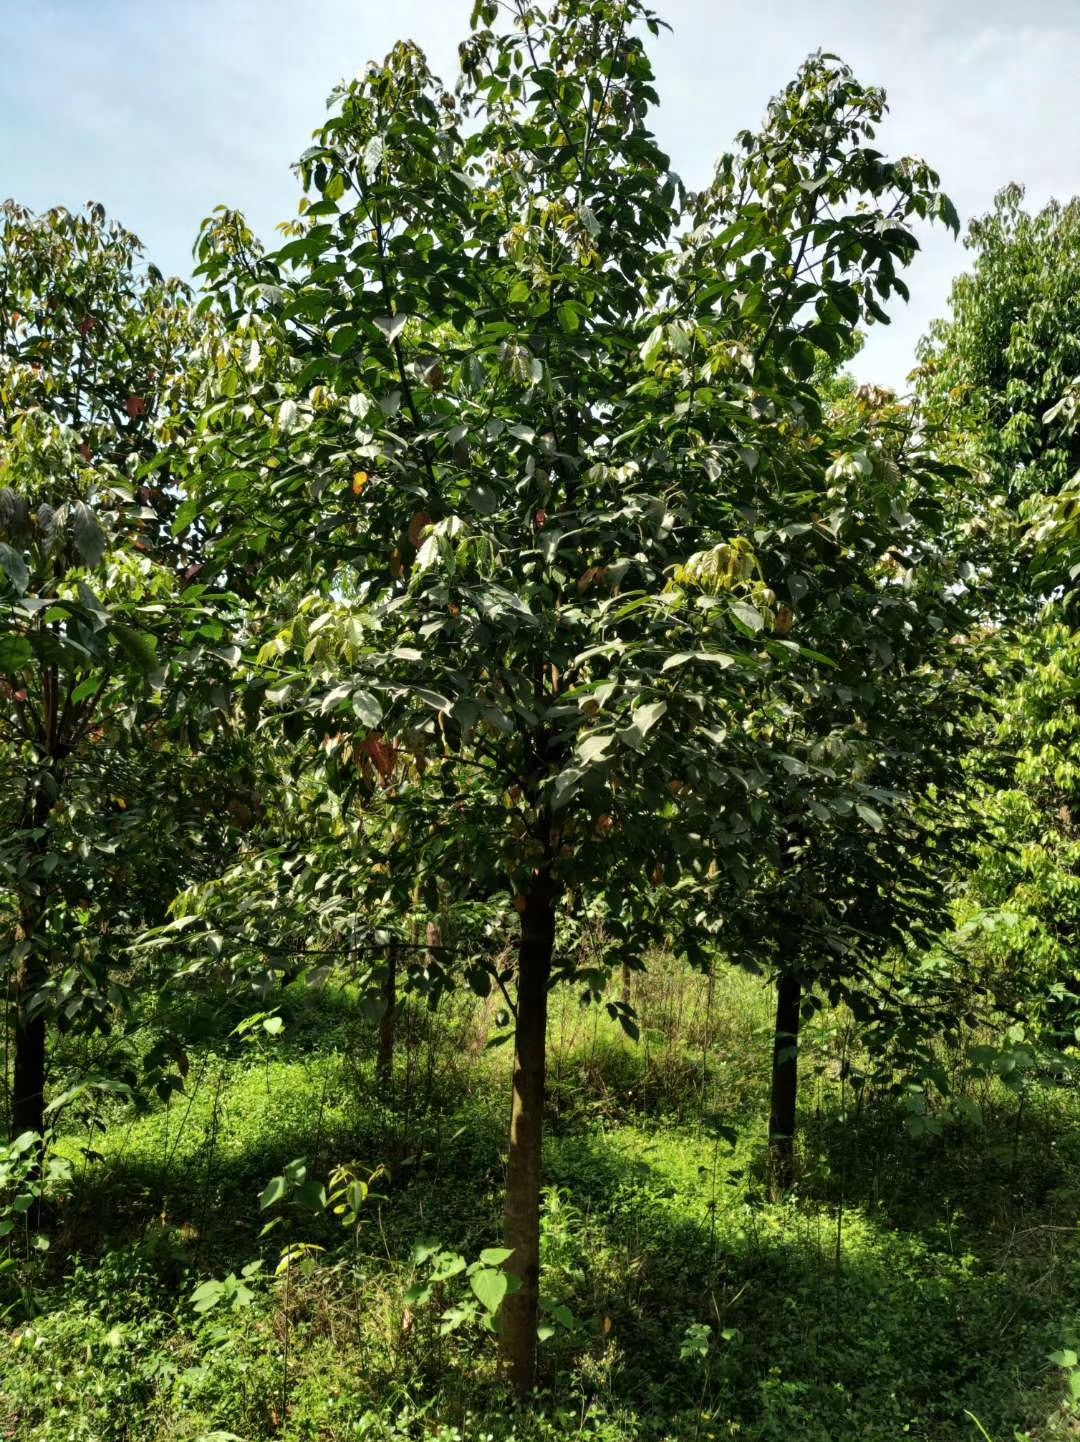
[189,1,951,1393]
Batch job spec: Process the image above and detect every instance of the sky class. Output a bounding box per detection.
[3,0,1079,389]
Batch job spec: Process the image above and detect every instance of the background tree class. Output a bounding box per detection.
[916,184,1080,604]
[915,181,1080,1071]
[0,203,233,1140]
[726,384,979,1195]
[918,184,1080,507]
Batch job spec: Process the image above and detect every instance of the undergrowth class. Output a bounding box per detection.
[2,962,1079,1442]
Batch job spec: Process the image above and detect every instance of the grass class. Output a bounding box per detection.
[3,961,1080,1442]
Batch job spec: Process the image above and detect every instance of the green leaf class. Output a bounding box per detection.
[550,763,584,810]
[190,1280,223,1313]
[294,1179,328,1212]
[661,652,736,672]
[788,337,817,380]
[557,301,582,334]
[71,501,107,569]
[855,803,884,832]
[362,134,384,178]
[259,1174,287,1210]
[112,625,158,674]
[351,688,382,727]
[639,325,665,367]
[0,543,28,594]
[469,1266,508,1314]
[578,732,615,766]
[411,687,452,714]
[374,314,407,344]
[478,1246,514,1266]
[730,600,763,633]
[0,633,31,673]
[633,699,667,736]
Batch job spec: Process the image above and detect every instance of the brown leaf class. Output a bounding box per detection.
[358,733,397,781]
[408,511,434,547]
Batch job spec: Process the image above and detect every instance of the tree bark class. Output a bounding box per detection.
[620,962,632,1009]
[500,870,556,1397]
[425,919,442,965]
[11,1005,46,1141]
[767,971,802,1199]
[375,942,397,1091]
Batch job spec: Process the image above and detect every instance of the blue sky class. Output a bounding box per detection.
[3,0,1078,388]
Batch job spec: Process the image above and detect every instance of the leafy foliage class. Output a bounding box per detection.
[0,203,244,1135]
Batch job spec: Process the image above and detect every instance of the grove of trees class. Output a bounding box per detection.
[3,4,1080,1440]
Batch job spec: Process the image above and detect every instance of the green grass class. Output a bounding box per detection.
[3,963,1080,1442]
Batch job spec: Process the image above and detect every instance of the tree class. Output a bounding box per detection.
[723,384,979,1196]
[919,184,1080,505]
[0,202,230,1141]
[917,184,1080,601]
[915,182,1080,1064]
[190,2,952,1393]
[950,619,1080,1052]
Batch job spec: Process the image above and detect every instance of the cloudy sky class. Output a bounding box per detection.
[3,0,1078,388]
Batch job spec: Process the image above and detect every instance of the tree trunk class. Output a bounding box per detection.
[500,870,556,1397]
[375,942,397,1091]
[11,1005,46,1141]
[425,919,442,965]
[767,971,802,1199]
[620,962,632,1009]
[10,876,48,1144]
[10,778,56,1143]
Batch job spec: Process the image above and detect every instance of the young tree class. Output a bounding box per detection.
[190,2,951,1392]
[723,385,979,1197]
[0,203,230,1140]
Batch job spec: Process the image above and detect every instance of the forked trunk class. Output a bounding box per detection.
[767,971,802,1199]
[375,942,397,1090]
[500,870,556,1397]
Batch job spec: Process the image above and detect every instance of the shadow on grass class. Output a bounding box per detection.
[53,1023,509,1275]
[797,1082,1080,1246]
[538,1122,1076,1441]
[27,1010,1080,1442]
